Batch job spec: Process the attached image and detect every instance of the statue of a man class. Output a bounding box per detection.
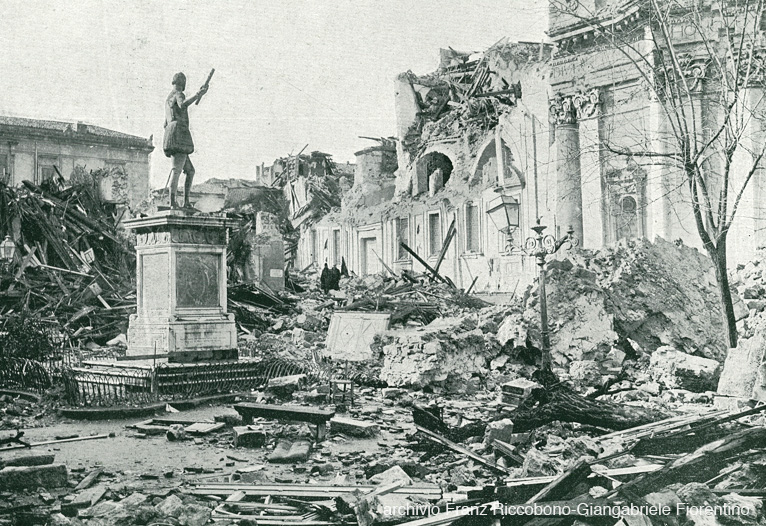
[163,72,208,209]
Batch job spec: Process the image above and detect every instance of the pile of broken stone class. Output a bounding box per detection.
[3,237,766,525]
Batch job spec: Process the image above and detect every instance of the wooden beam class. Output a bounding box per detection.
[399,242,453,287]
[415,425,511,475]
[432,219,456,277]
[526,460,591,504]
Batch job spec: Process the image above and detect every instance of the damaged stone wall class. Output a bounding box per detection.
[311,41,555,291]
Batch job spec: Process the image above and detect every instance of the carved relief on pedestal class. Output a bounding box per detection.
[549,88,602,124]
[136,228,226,246]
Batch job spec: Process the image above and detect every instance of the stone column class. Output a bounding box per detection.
[579,114,603,249]
[551,95,584,242]
[555,122,583,241]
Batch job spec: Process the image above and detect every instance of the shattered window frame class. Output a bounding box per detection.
[464,202,481,254]
[332,228,341,267]
[428,211,441,257]
[395,217,410,261]
[37,154,60,184]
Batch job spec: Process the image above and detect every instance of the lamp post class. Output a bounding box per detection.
[523,220,578,372]
[0,235,16,273]
[486,194,520,254]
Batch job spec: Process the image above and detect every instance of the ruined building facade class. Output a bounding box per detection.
[0,116,154,207]
[303,1,766,290]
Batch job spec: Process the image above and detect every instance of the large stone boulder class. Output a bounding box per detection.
[378,316,500,393]
[525,238,729,369]
[649,346,720,392]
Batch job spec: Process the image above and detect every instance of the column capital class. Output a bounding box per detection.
[549,88,601,125]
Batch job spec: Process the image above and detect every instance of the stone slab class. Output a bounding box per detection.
[330,416,379,438]
[324,311,391,361]
[232,426,266,448]
[0,454,55,469]
[0,463,67,489]
[127,316,237,358]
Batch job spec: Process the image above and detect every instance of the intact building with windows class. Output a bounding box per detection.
[0,116,153,207]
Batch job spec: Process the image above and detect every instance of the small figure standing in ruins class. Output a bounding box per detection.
[329,264,341,291]
[320,262,331,294]
[163,72,209,209]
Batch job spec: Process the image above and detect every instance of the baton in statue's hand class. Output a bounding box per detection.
[195,68,215,105]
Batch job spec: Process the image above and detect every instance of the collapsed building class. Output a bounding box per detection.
[305,0,766,293]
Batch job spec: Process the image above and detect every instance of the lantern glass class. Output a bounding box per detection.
[0,235,16,262]
[486,195,519,234]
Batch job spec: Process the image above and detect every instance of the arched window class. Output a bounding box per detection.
[415,152,454,195]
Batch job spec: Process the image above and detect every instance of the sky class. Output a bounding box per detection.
[0,0,548,189]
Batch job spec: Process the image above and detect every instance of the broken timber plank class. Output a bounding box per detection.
[233,403,334,426]
[233,403,334,442]
[185,422,226,435]
[399,242,454,288]
[492,439,524,465]
[0,434,109,452]
[415,424,511,475]
[74,467,103,491]
[432,219,456,277]
[526,460,591,504]
[190,483,443,500]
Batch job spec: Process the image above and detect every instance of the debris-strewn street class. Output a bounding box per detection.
[2,219,766,524]
[4,0,766,525]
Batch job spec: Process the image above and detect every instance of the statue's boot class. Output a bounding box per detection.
[170,189,180,209]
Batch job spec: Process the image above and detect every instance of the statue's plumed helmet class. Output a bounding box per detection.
[172,72,186,86]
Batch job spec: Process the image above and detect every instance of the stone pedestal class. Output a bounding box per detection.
[124,211,237,362]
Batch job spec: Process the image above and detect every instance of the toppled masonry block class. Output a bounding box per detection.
[379,316,497,393]
[501,378,540,406]
[233,425,266,448]
[177,502,212,526]
[527,238,729,366]
[0,463,68,490]
[0,454,54,469]
[266,374,307,397]
[368,465,412,486]
[155,495,184,517]
[649,346,721,392]
[330,416,379,437]
[483,418,514,447]
[325,311,391,361]
[269,439,312,463]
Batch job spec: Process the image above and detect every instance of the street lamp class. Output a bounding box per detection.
[486,194,520,254]
[0,235,16,262]
[523,219,578,373]
[0,235,16,272]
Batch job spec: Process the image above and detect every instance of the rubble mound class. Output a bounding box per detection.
[526,238,728,368]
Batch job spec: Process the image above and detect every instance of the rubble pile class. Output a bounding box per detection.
[523,238,730,390]
[0,178,136,348]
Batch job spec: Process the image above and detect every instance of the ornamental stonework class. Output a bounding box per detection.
[549,89,601,124]
[136,228,226,246]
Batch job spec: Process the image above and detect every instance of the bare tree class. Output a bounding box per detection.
[550,0,766,347]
